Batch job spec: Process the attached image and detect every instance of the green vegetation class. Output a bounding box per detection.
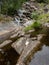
[24,11,49,32]
[24,23,34,32]
[31,11,39,20]
[24,21,42,32]
[35,13,49,23]
[31,11,49,22]
[38,13,49,20]
[0,0,49,16]
[0,0,28,15]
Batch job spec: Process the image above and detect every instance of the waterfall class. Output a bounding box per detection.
[15,18,20,26]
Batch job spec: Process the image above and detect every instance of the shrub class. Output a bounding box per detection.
[24,21,42,32]
[38,13,49,22]
[1,0,28,15]
[31,11,49,22]
[31,11,39,20]
[24,23,34,32]
[32,21,42,30]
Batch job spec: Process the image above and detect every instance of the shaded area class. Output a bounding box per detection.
[0,47,20,65]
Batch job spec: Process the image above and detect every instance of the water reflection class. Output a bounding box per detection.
[29,45,49,65]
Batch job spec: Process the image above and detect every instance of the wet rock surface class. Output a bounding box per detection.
[12,37,26,54]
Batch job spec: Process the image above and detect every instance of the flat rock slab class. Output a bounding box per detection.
[16,40,42,65]
[0,26,23,50]
[0,21,17,31]
[0,30,10,35]
[0,40,12,48]
[0,29,16,43]
[12,37,26,54]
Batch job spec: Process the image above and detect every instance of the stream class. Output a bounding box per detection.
[29,45,49,65]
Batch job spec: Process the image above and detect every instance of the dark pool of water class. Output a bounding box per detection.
[29,45,49,65]
[0,47,20,65]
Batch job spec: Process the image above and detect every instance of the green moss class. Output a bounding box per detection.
[33,21,42,28]
[38,13,49,20]
[31,12,39,20]
[24,21,42,32]
[24,23,34,32]
[31,11,49,22]
[37,13,49,23]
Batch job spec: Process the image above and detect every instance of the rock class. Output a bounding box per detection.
[23,12,31,18]
[0,22,23,43]
[10,33,19,39]
[11,37,26,54]
[0,21,22,43]
[44,23,49,27]
[0,40,12,51]
[16,62,25,65]
[44,8,49,13]
[10,30,25,41]
[31,37,37,40]
[23,20,33,27]
[30,5,38,10]
[25,2,30,6]
[16,39,43,65]
[37,34,44,41]
[27,29,35,34]
[21,15,26,19]
[18,31,25,37]
[44,5,49,13]
[0,28,16,43]
[0,21,17,31]
[22,18,28,23]
[18,9,26,17]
